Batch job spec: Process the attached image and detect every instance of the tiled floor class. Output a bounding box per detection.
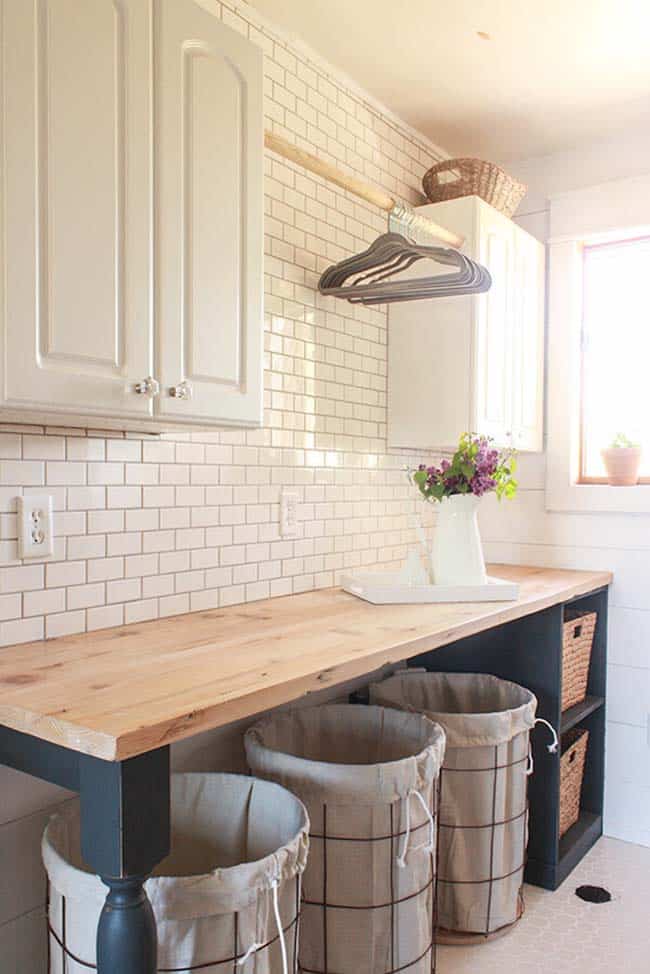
[438,837,650,973]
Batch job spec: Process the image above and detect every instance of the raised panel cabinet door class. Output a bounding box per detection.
[511,232,545,452]
[0,0,153,419]
[155,0,264,426]
[474,209,515,446]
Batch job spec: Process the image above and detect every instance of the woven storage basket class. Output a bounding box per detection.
[562,611,597,711]
[559,729,589,838]
[422,158,526,218]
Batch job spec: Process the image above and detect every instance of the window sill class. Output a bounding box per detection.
[545,481,650,514]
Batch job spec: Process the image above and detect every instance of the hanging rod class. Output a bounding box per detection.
[264,130,465,250]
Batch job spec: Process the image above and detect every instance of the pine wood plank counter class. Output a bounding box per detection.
[0,564,611,762]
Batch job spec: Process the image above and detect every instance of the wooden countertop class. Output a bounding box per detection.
[0,564,611,761]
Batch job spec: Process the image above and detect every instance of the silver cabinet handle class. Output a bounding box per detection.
[169,380,193,400]
[134,376,160,397]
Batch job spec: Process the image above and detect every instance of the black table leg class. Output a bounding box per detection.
[79,747,171,974]
[97,876,157,974]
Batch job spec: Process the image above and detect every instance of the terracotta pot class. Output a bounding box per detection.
[600,447,642,486]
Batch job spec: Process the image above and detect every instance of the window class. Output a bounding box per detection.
[579,235,650,483]
[545,173,650,514]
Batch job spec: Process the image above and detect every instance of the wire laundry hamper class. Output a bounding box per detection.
[245,704,446,974]
[43,773,309,974]
[370,671,538,941]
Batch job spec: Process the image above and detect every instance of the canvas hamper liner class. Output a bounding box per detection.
[43,773,309,974]
[245,704,446,974]
[370,672,537,939]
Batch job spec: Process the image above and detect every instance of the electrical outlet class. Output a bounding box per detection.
[18,494,54,559]
[280,490,299,538]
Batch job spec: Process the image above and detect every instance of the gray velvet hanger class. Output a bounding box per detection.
[318,232,491,304]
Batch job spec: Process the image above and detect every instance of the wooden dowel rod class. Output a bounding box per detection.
[264,130,464,249]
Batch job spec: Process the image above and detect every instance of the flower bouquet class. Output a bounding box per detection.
[410,434,517,586]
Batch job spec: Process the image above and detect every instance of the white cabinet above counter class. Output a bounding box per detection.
[388,196,545,453]
[0,0,263,432]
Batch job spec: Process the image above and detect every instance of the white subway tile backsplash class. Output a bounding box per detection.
[88,462,125,485]
[46,560,85,589]
[106,577,142,604]
[0,616,43,647]
[67,535,106,560]
[125,508,159,532]
[46,609,86,639]
[159,593,190,617]
[22,435,65,460]
[142,574,175,599]
[0,461,44,486]
[1,564,44,593]
[87,557,125,583]
[23,587,66,617]
[125,554,159,578]
[46,461,86,485]
[67,485,106,510]
[143,441,175,464]
[107,532,142,557]
[87,603,124,631]
[106,439,141,462]
[88,510,124,534]
[67,583,105,611]
[124,598,159,623]
[0,434,21,459]
[107,486,142,509]
[67,437,106,461]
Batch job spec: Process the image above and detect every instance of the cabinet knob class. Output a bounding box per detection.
[169,380,193,400]
[134,376,160,398]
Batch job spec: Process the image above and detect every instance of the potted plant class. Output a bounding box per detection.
[411,433,517,586]
[601,433,642,486]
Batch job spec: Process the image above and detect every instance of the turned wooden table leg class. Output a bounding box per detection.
[79,747,171,974]
[97,876,157,974]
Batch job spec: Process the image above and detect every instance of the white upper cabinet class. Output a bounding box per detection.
[388,196,545,453]
[0,0,263,431]
[1,0,153,422]
[155,0,263,427]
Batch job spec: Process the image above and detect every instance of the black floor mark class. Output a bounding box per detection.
[575,885,612,904]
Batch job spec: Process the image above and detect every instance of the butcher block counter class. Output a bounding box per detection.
[0,562,611,969]
[0,564,611,761]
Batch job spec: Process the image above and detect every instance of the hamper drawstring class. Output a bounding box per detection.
[271,878,289,974]
[237,875,288,974]
[396,788,435,869]
[527,717,560,775]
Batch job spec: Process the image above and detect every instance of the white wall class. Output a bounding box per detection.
[480,135,650,848]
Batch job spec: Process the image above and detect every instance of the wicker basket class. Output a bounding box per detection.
[559,729,589,838]
[562,610,597,712]
[422,158,527,218]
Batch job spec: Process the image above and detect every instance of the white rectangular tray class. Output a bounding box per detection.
[341,572,520,605]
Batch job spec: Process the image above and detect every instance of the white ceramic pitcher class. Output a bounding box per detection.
[432,493,487,586]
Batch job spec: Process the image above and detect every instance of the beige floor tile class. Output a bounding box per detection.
[438,837,650,973]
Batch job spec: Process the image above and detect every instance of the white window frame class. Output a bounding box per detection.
[545,173,650,513]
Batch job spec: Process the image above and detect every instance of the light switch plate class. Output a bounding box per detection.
[280,489,299,537]
[18,494,54,559]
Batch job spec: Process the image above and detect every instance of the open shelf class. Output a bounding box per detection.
[561,695,605,733]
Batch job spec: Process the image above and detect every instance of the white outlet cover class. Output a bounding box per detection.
[18,494,54,559]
